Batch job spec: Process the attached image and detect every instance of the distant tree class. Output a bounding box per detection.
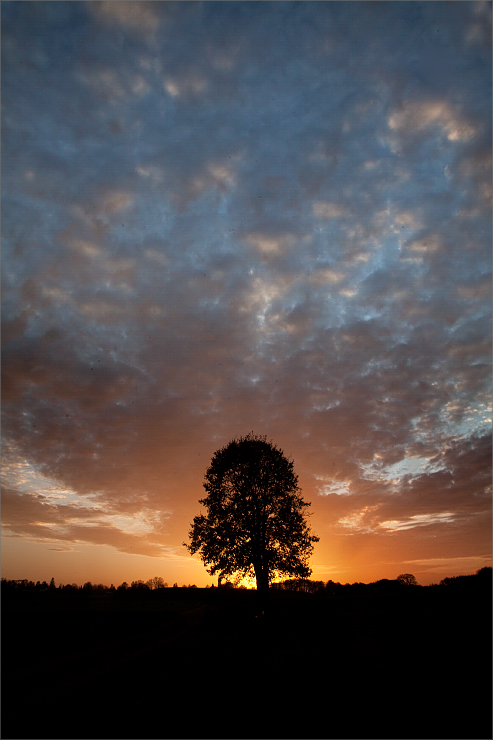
[440,575,471,588]
[146,576,167,590]
[397,573,418,587]
[49,577,56,589]
[185,433,319,593]
[93,583,108,594]
[440,576,457,587]
[280,578,324,593]
[476,566,492,579]
[324,580,338,596]
[1,578,14,592]
[440,572,491,591]
[369,578,400,594]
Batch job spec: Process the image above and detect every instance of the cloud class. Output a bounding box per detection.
[89,1,161,36]
[1,481,173,558]
[1,1,491,582]
[379,512,456,532]
[313,201,346,220]
[388,99,477,142]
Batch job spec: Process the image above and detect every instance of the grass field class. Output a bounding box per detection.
[2,586,491,739]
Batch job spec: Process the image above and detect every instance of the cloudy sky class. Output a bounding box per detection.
[2,1,491,587]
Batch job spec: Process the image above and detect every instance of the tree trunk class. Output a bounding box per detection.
[254,562,269,593]
[254,562,269,617]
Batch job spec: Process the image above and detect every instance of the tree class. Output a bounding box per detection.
[476,566,492,579]
[397,573,418,587]
[185,433,319,593]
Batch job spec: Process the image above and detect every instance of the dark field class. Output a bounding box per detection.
[2,586,491,739]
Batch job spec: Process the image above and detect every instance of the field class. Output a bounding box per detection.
[2,586,491,739]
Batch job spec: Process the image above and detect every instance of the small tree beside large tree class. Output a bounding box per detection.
[185,433,319,592]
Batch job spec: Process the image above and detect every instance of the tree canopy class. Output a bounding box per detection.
[185,433,319,591]
[397,573,418,587]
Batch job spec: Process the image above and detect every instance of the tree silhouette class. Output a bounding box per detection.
[397,573,418,586]
[185,433,319,592]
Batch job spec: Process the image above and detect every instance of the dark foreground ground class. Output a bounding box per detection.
[2,585,491,739]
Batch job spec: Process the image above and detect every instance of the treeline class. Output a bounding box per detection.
[271,567,492,595]
[0,576,197,594]
[2,567,491,596]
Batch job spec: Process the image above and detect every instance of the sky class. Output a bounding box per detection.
[2,1,491,588]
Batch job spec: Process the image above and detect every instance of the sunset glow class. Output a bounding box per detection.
[2,1,491,589]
